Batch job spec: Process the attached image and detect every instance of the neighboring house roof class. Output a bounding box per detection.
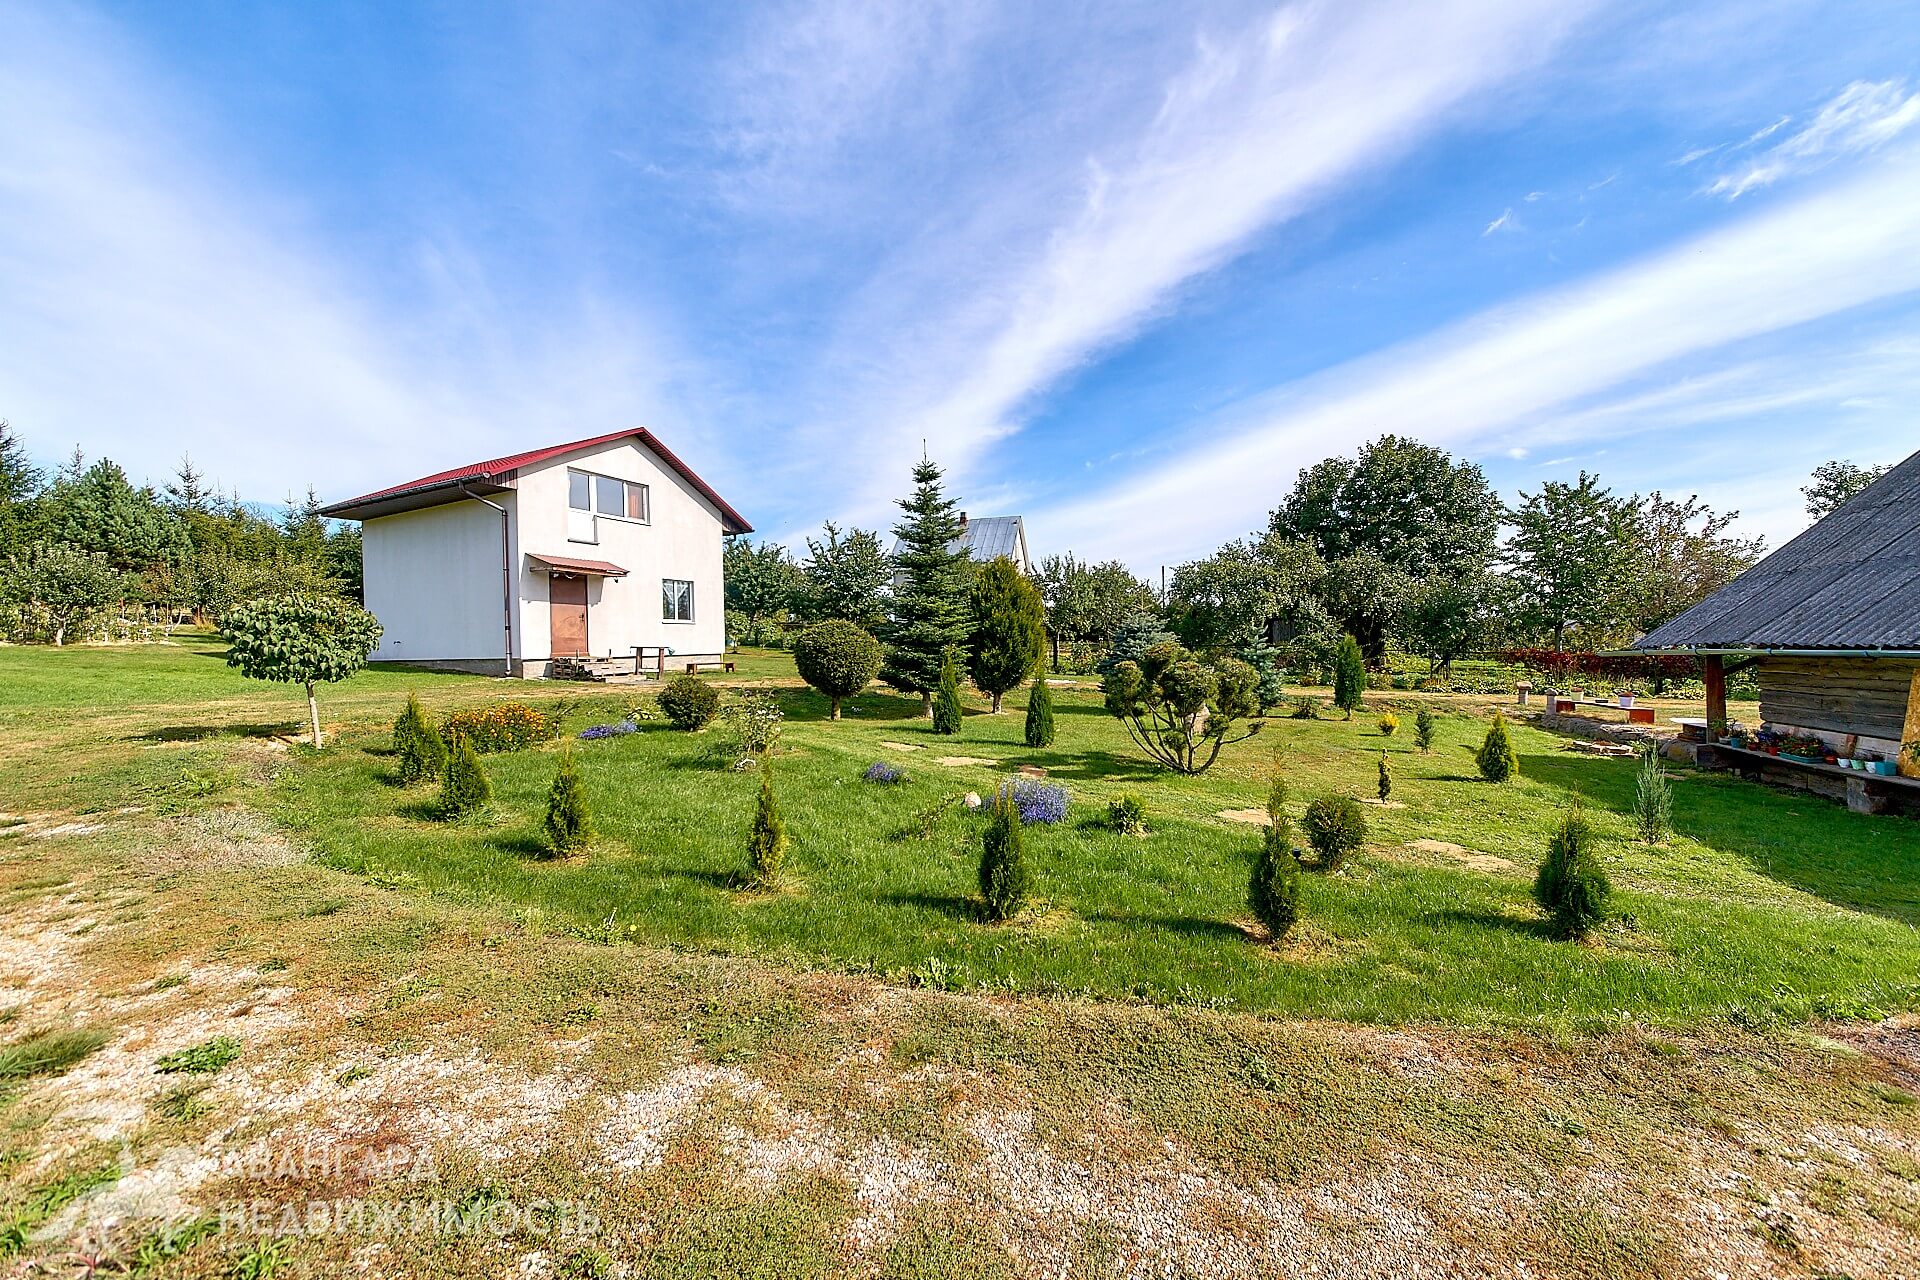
[890,515,1030,566]
[1633,446,1920,653]
[318,428,753,534]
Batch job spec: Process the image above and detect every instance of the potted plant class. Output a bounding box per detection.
[1617,688,1639,709]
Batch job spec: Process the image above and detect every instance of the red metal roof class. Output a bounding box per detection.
[318,428,752,533]
[528,553,628,578]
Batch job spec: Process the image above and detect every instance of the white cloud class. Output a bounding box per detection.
[1036,146,1920,567]
[778,0,1593,517]
[1709,80,1920,198]
[1484,208,1521,235]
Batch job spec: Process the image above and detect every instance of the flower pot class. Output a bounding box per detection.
[1875,761,1897,776]
[1618,695,1635,708]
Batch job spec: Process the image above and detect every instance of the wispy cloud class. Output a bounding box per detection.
[1708,79,1920,198]
[0,6,705,502]
[769,0,1593,518]
[1484,208,1521,235]
[1037,146,1920,566]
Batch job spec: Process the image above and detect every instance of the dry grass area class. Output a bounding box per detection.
[6,807,1920,1278]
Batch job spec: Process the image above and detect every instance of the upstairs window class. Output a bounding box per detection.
[663,578,694,622]
[567,469,649,522]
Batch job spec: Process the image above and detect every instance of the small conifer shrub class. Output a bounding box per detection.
[1413,707,1437,752]
[659,675,721,730]
[1332,635,1367,719]
[1633,743,1673,843]
[1301,795,1367,872]
[542,748,592,857]
[1477,711,1519,783]
[1024,676,1055,748]
[1377,711,1399,737]
[1377,751,1392,803]
[1290,695,1319,720]
[1107,793,1147,836]
[1535,809,1611,939]
[1249,770,1302,940]
[393,694,446,784]
[932,649,964,735]
[978,789,1029,922]
[743,770,788,887]
[437,738,491,819]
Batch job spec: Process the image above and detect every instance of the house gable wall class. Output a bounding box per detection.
[363,500,508,665]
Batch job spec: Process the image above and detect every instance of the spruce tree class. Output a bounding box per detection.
[745,770,788,887]
[437,738,491,818]
[1332,634,1367,720]
[1632,743,1672,843]
[979,789,1029,922]
[932,648,964,735]
[1477,711,1519,782]
[967,556,1046,712]
[882,458,971,715]
[1023,675,1055,748]
[542,748,592,856]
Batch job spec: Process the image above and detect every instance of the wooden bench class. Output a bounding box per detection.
[684,660,737,675]
[1544,695,1656,725]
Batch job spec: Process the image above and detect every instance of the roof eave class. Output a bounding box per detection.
[318,476,515,522]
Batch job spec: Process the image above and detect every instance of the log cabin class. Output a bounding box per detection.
[1632,447,1920,814]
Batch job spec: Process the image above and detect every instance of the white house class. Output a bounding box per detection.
[321,429,751,677]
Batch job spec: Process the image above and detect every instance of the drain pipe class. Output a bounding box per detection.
[460,485,515,677]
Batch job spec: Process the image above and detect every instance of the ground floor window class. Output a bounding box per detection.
[663,578,694,622]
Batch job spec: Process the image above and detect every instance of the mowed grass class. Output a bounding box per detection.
[7,637,1914,1029]
[250,659,1920,1030]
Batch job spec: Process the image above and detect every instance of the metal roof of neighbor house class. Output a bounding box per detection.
[1634,445,1920,652]
[317,428,752,534]
[527,553,628,577]
[889,515,1029,565]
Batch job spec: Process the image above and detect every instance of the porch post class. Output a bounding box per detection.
[1703,654,1727,737]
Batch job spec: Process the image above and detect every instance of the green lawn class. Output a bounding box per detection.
[6,638,1915,1031]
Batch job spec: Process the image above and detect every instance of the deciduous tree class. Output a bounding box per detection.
[221,593,382,747]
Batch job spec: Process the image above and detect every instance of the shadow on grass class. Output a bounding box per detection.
[879,890,983,922]
[780,688,928,724]
[135,721,301,743]
[654,866,742,890]
[1431,907,1555,940]
[1019,751,1165,784]
[1079,909,1243,940]
[487,831,551,857]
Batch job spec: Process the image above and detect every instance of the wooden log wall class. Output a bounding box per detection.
[1758,657,1920,742]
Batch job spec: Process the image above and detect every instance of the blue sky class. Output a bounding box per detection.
[3,0,1919,570]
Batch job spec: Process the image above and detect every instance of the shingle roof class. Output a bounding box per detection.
[889,515,1028,566]
[1634,446,1920,651]
[318,428,752,534]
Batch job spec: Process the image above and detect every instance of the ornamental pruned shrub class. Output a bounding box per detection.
[437,738,491,819]
[393,694,446,784]
[793,620,883,720]
[1633,743,1672,843]
[978,790,1029,922]
[966,556,1046,713]
[1478,711,1519,783]
[1535,809,1611,939]
[221,593,382,747]
[1377,751,1392,803]
[542,748,592,857]
[932,649,964,735]
[659,674,721,730]
[1414,707,1438,752]
[1301,795,1367,872]
[1024,676,1055,748]
[744,770,788,888]
[1377,711,1399,737]
[1100,641,1263,775]
[1332,634,1366,720]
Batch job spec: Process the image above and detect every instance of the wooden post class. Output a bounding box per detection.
[1901,668,1920,780]
[1703,655,1728,737]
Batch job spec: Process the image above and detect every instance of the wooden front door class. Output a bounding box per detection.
[550,575,588,657]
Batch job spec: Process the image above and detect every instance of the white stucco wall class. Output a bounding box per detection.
[512,439,729,661]
[363,500,511,665]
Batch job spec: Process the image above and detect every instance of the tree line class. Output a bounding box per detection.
[0,421,361,644]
